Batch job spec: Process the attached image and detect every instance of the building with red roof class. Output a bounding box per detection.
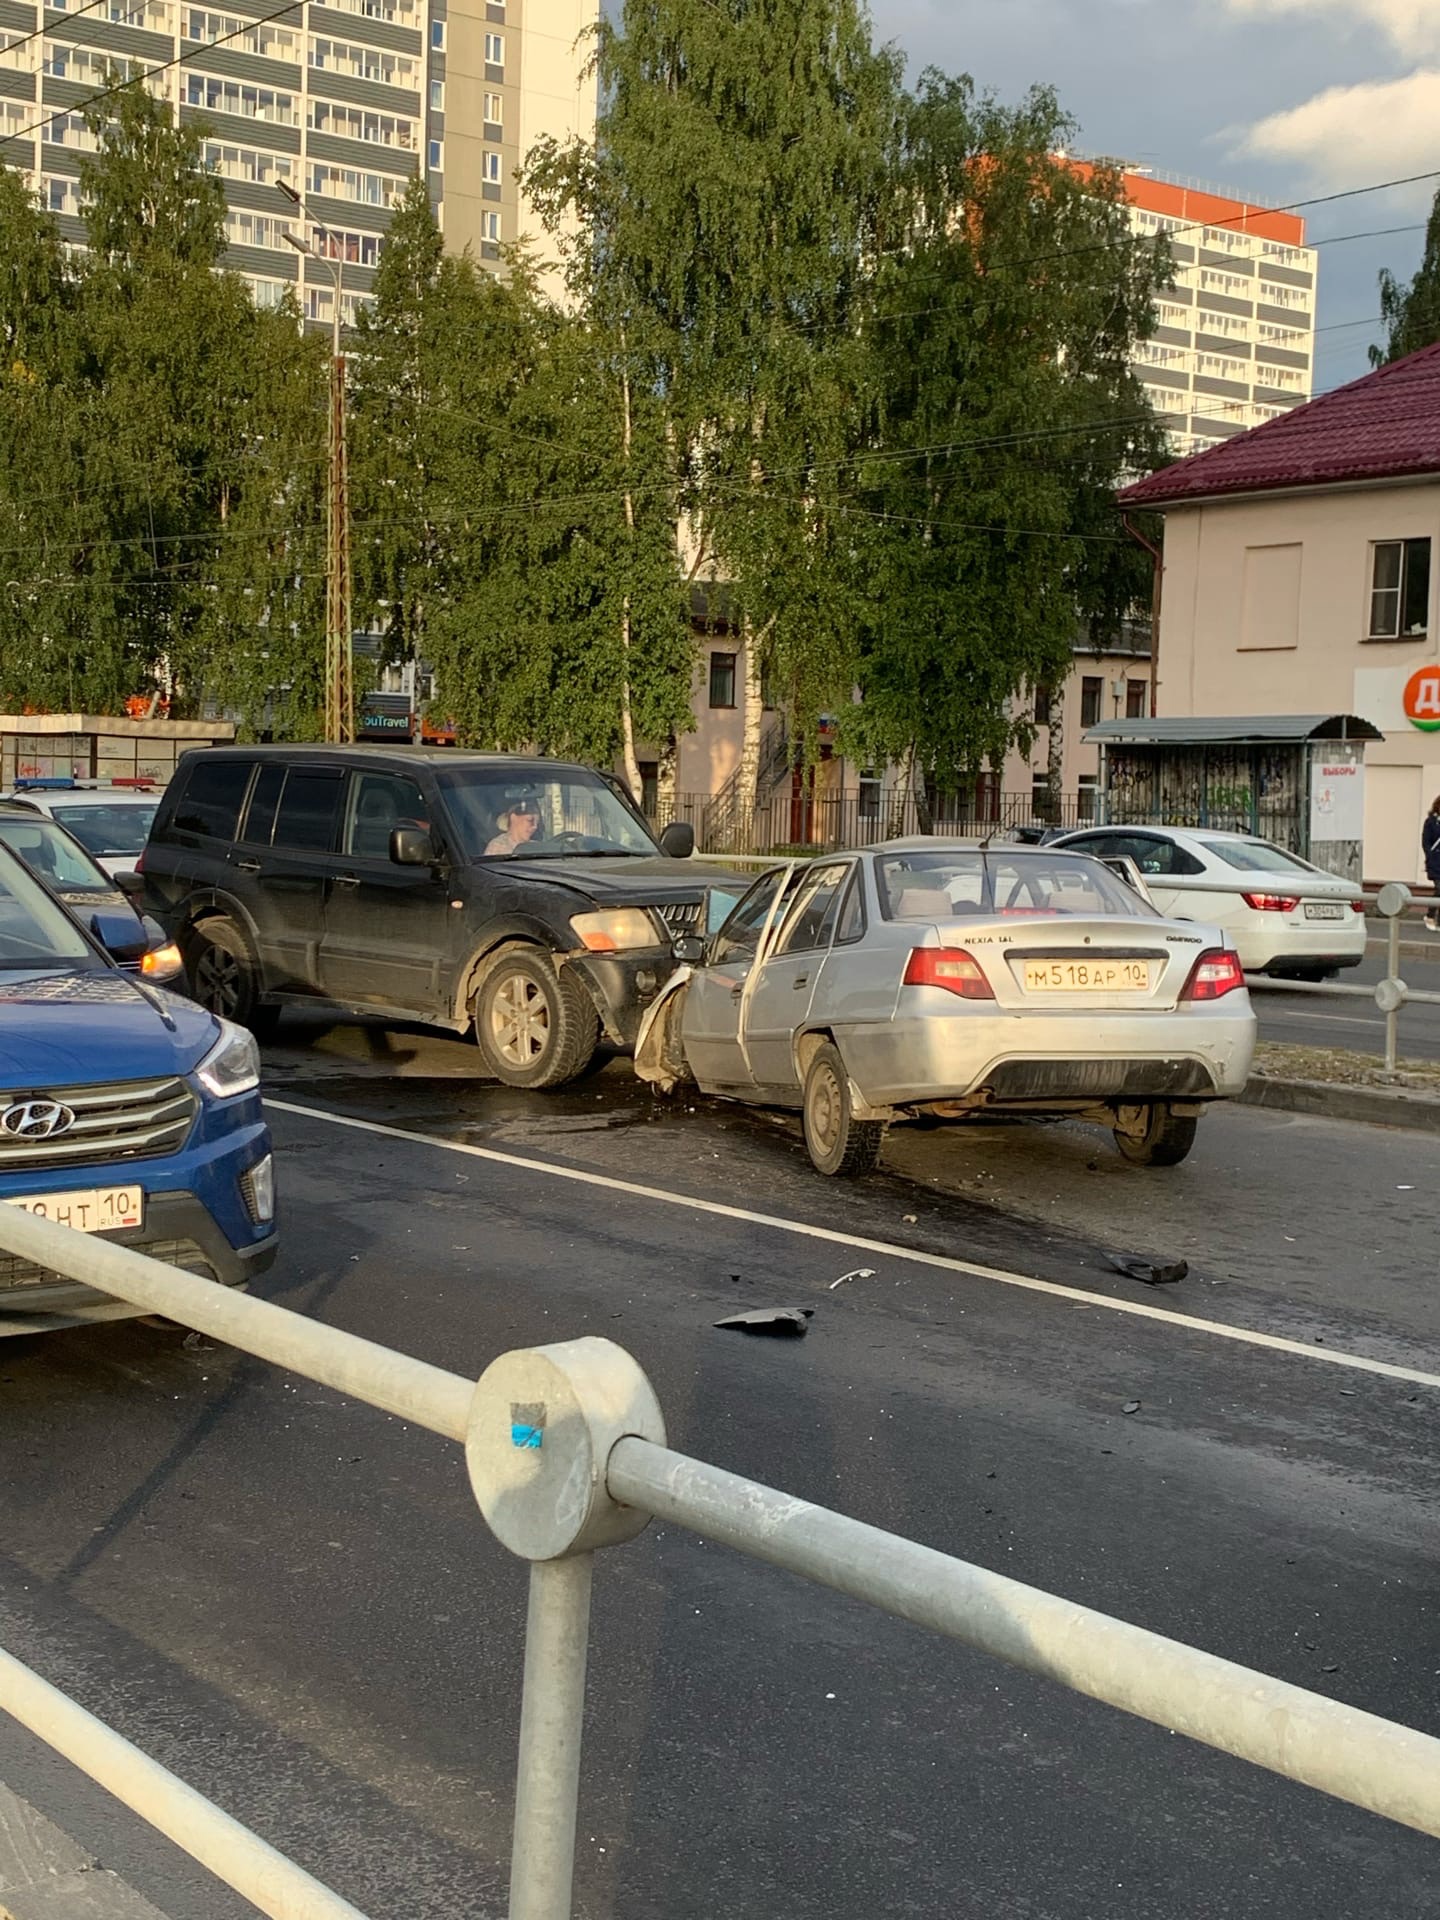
[1117,342,1440,882]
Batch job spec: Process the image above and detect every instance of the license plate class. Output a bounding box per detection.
[3,1188,144,1233]
[1304,902,1345,921]
[1023,960,1153,992]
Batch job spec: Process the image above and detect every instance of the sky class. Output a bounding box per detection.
[866,0,1440,388]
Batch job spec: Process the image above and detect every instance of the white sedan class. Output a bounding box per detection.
[0,785,160,879]
[1055,826,1367,980]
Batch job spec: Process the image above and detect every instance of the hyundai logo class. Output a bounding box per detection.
[0,1100,76,1141]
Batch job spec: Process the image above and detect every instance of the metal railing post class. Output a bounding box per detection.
[465,1338,667,1920]
[1374,882,1412,1078]
[509,1556,594,1920]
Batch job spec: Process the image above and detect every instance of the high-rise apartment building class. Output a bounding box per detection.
[1119,170,1317,456]
[0,0,597,315]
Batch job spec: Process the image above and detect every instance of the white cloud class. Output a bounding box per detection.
[1226,0,1440,60]
[1237,68,1440,190]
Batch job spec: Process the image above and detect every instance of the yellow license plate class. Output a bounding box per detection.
[1024,960,1153,992]
[3,1187,144,1232]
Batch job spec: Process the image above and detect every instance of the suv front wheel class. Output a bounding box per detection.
[475,950,599,1090]
[187,918,280,1040]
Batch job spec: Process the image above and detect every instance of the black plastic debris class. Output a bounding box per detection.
[714,1307,814,1338]
[1105,1251,1188,1287]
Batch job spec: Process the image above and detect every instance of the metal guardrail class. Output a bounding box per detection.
[0,1206,1438,1920]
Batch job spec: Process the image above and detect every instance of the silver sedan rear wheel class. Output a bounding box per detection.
[802,1041,883,1178]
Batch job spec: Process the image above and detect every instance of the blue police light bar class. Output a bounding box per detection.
[13,778,77,790]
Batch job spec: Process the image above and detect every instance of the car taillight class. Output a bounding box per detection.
[1180,948,1247,1002]
[133,849,146,872]
[902,948,996,1001]
[1241,891,1301,912]
[1350,900,1366,914]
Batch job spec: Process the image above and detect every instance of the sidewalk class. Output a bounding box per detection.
[0,1783,168,1920]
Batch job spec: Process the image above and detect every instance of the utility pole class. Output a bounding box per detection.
[281,187,354,744]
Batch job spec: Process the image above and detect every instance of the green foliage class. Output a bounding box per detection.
[841,78,1168,786]
[1372,187,1440,368]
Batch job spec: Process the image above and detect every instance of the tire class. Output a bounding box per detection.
[186,919,280,1039]
[1112,1103,1198,1168]
[475,949,599,1090]
[802,1041,884,1178]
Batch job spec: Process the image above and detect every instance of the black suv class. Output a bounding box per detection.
[137,747,736,1089]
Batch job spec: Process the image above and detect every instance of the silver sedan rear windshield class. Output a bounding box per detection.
[878,851,1146,920]
[1197,838,1316,875]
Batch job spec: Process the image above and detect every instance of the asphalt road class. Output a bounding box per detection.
[1255,944,1440,1060]
[0,1031,1437,1920]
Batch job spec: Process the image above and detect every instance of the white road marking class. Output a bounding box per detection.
[267,1097,1440,1394]
[1264,1009,1382,1031]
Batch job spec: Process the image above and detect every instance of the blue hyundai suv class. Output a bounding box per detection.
[0,843,277,1335]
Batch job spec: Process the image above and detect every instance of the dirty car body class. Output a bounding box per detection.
[142,747,739,1089]
[636,841,1256,1173]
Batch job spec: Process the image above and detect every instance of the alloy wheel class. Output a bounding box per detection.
[489,972,552,1067]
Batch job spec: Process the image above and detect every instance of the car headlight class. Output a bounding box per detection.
[569,908,663,953]
[196,1019,261,1098]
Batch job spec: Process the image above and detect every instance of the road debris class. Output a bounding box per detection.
[1121,1400,1141,1415]
[715,1307,814,1338]
[1105,1251,1188,1287]
[829,1267,876,1290]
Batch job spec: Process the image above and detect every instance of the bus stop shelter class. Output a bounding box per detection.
[1085,713,1383,882]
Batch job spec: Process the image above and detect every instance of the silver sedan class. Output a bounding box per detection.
[635,840,1256,1176]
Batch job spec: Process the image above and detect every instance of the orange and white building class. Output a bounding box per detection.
[1117,169,1317,456]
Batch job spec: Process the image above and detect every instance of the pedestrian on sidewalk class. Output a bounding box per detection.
[1423,796,1440,930]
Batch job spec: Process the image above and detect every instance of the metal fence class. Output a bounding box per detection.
[0,1205,1438,1920]
[652,789,1099,854]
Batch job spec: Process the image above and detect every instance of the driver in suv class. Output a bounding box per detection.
[139,748,729,1092]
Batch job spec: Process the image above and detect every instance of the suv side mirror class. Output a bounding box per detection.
[671,932,705,965]
[658,821,694,859]
[391,825,437,867]
[113,869,145,899]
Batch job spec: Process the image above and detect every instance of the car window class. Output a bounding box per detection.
[272,770,344,854]
[438,766,657,859]
[240,765,286,847]
[50,801,159,857]
[1198,838,1317,875]
[711,868,790,965]
[0,852,95,969]
[0,818,109,891]
[172,760,252,841]
[878,851,1148,920]
[835,867,866,944]
[772,863,850,957]
[344,772,429,860]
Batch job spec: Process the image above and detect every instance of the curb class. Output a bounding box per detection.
[1239,1074,1440,1134]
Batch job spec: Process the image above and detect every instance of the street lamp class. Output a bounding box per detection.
[279,181,354,744]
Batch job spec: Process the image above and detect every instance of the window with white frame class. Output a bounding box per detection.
[428,137,442,169]
[484,31,503,62]
[186,74,297,123]
[430,17,444,47]
[307,161,406,206]
[1153,300,1191,330]
[1198,352,1247,382]
[44,112,102,149]
[309,36,417,86]
[243,275,289,309]
[1200,268,1250,299]
[0,29,36,70]
[481,209,500,241]
[224,209,295,251]
[188,8,298,56]
[1368,539,1432,640]
[1256,364,1305,392]
[44,44,145,82]
[204,140,295,186]
[326,0,417,19]
[310,226,383,266]
[1258,281,1309,311]
[482,149,502,184]
[307,100,414,147]
[483,90,502,122]
[44,176,82,215]
[430,77,443,110]
[1258,321,1306,349]
[1197,310,1249,340]
[1134,341,1187,369]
